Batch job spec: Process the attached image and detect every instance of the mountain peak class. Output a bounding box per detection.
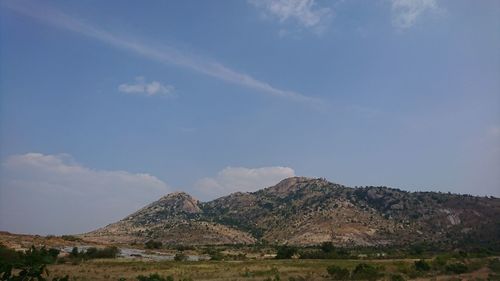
[158,191,200,213]
[164,191,194,199]
[265,176,331,197]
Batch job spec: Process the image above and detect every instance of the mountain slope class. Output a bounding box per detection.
[84,192,255,245]
[84,177,500,246]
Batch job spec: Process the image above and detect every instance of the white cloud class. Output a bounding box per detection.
[0,153,170,235]
[3,1,319,105]
[194,166,295,200]
[249,0,332,34]
[118,77,175,97]
[391,0,440,30]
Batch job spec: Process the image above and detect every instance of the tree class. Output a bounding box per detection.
[70,247,79,258]
[445,263,468,274]
[321,242,335,253]
[145,240,163,249]
[414,260,430,271]
[275,245,297,259]
[0,246,69,281]
[351,263,383,281]
[326,265,350,280]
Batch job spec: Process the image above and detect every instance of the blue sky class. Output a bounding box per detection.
[1,0,499,234]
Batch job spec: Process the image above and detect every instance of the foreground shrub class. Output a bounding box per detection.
[489,258,500,274]
[351,263,383,281]
[0,246,68,281]
[326,265,350,280]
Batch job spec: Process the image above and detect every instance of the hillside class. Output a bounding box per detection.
[83,177,500,247]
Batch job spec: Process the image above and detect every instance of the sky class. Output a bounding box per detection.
[0,0,499,235]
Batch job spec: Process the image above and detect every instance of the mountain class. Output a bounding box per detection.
[83,177,500,247]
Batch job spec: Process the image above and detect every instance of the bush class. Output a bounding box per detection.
[84,246,119,259]
[326,265,350,280]
[0,243,22,265]
[321,242,335,253]
[202,247,224,261]
[145,240,163,249]
[210,252,224,261]
[0,246,68,281]
[414,259,431,271]
[299,247,350,259]
[61,235,82,242]
[137,273,174,281]
[431,255,449,270]
[391,274,406,281]
[445,263,468,274]
[288,276,306,281]
[489,259,500,274]
[174,252,187,261]
[275,245,297,259]
[351,263,383,281]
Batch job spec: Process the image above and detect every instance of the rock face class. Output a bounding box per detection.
[84,177,500,246]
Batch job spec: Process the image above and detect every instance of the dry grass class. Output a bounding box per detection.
[47,258,497,281]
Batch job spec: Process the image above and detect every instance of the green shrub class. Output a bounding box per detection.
[391,274,406,281]
[414,259,431,271]
[321,242,335,253]
[431,255,449,269]
[489,259,500,274]
[136,273,173,281]
[326,265,350,280]
[174,252,187,261]
[445,263,468,274]
[60,235,82,242]
[84,246,119,259]
[275,245,297,259]
[263,274,281,281]
[351,263,383,281]
[203,248,224,261]
[0,246,68,281]
[70,247,80,258]
[145,240,163,249]
[0,243,22,265]
[288,276,306,281]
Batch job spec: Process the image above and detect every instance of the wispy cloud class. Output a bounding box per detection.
[194,166,295,200]
[391,0,440,30]
[249,0,332,34]
[3,1,319,105]
[118,77,175,97]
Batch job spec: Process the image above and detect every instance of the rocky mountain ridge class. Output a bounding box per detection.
[83,177,500,247]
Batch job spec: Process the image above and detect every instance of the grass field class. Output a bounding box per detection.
[47,258,498,281]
